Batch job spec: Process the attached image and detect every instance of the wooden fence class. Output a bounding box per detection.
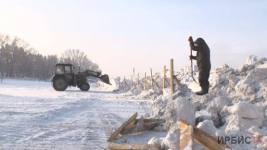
[119,59,181,100]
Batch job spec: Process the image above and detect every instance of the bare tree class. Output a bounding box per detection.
[60,49,100,72]
[0,33,101,80]
[0,34,10,45]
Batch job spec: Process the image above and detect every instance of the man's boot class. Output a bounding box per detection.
[195,85,209,95]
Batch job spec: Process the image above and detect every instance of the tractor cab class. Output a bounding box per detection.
[55,63,73,75]
[51,63,77,91]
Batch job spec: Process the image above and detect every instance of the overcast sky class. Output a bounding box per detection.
[0,0,266,78]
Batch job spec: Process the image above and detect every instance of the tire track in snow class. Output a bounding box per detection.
[0,80,150,149]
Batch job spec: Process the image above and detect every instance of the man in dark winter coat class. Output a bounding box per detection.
[189,36,211,95]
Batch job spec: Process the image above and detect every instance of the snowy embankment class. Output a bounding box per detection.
[0,79,150,150]
[104,55,267,150]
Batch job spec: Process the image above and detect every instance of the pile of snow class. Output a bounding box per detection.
[147,129,180,150]
[98,77,131,92]
[119,55,267,150]
[162,96,195,129]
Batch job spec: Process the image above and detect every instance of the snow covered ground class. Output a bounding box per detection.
[117,55,267,150]
[1,55,266,150]
[0,79,150,149]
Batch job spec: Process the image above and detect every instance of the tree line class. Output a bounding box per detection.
[0,34,100,81]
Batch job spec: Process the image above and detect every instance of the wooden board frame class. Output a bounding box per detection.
[108,112,138,142]
[121,119,166,135]
[179,119,232,150]
[108,143,159,150]
[179,123,194,150]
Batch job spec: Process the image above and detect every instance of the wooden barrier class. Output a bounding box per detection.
[170,59,174,100]
[163,65,166,88]
[137,73,139,86]
[137,73,143,88]
[131,75,133,89]
[108,143,159,150]
[165,78,170,86]
[153,79,160,88]
[150,69,154,90]
[126,59,179,95]
[124,76,128,89]
[155,74,160,80]
[144,73,147,90]
[174,75,181,87]
[179,119,232,150]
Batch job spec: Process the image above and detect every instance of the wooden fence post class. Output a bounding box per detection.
[150,69,154,90]
[163,65,166,88]
[137,73,139,86]
[144,73,147,90]
[170,59,174,100]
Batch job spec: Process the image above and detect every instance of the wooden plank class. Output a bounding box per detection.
[121,120,166,135]
[137,73,144,89]
[178,121,189,130]
[163,65,166,88]
[121,122,159,135]
[173,75,182,87]
[150,69,154,90]
[179,119,231,150]
[144,73,147,90]
[131,75,133,89]
[152,79,160,88]
[143,73,151,89]
[137,73,140,87]
[170,59,174,100]
[194,128,229,150]
[131,81,137,89]
[108,113,138,142]
[127,119,137,127]
[165,78,170,86]
[179,124,194,150]
[124,76,128,89]
[139,82,144,89]
[118,82,121,89]
[108,143,159,150]
[155,74,160,80]
[142,119,166,123]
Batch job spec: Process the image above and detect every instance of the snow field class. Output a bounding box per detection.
[0,79,150,149]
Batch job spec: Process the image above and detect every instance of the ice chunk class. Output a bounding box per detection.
[227,102,263,119]
[225,102,265,134]
[197,120,217,137]
[148,137,163,148]
[246,55,258,65]
[244,68,267,84]
[163,130,180,150]
[206,96,231,114]
[164,97,196,126]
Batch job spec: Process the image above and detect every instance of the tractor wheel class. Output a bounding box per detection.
[53,77,68,91]
[79,83,90,91]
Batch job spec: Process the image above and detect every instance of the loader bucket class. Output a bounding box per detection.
[100,74,111,85]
